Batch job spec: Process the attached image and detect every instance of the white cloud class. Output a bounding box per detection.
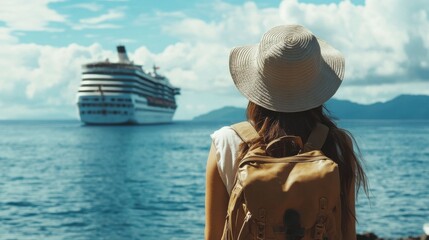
[69,3,103,12]
[0,27,18,44]
[132,42,231,92]
[135,10,187,26]
[0,43,116,119]
[73,8,124,30]
[80,9,123,25]
[0,0,65,31]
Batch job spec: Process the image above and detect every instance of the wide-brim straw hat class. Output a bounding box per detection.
[229,24,345,112]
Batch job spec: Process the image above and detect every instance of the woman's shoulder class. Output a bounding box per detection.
[211,126,242,146]
[210,126,244,194]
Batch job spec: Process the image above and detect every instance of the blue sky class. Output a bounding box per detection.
[0,0,427,120]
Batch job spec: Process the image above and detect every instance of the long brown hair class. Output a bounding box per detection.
[238,101,368,230]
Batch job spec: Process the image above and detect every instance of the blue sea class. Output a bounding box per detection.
[0,120,428,239]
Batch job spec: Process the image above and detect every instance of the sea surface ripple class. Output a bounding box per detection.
[0,120,428,239]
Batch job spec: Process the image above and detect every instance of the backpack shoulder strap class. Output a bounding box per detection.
[231,121,328,151]
[303,123,329,152]
[230,121,260,146]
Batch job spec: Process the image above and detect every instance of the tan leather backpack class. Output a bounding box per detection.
[222,121,342,240]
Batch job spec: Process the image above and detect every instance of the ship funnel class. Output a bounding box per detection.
[117,45,130,63]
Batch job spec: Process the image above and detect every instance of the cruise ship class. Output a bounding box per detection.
[76,46,180,124]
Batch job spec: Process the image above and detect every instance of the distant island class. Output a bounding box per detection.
[193,94,429,122]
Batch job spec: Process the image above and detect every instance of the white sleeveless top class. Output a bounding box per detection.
[210,126,244,195]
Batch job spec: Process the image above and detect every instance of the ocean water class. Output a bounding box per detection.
[0,120,428,239]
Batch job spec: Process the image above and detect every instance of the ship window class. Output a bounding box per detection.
[118,99,123,102]
[112,98,115,101]
[124,111,128,115]
[81,111,85,114]
[88,111,92,114]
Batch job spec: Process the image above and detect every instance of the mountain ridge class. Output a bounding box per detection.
[193,94,429,122]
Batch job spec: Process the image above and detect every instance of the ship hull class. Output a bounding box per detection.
[77,94,175,125]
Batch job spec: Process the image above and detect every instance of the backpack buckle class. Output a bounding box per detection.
[314,198,328,240]
[314,223,325,240]
[256,208,266,240]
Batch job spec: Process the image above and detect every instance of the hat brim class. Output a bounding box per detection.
[229,38,345,113]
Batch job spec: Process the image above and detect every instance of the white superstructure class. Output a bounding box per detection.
[76,46,180,125]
